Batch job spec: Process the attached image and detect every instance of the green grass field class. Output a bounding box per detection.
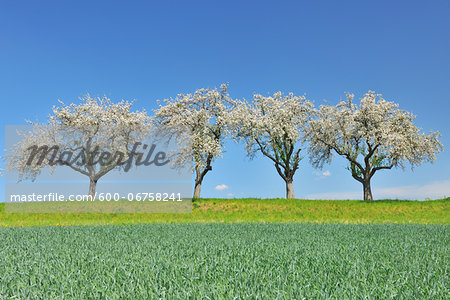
[1,199,448,298]
[0,224,448,298]
[0,198,448,227]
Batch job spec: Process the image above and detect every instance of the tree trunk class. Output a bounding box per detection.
[89,178,97,200]
[363,179,373,201]
[193,180,202,199]
[192,162,212,199]
[285,178,294,199]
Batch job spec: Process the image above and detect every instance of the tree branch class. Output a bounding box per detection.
[195,153,214,183]
[59,161,90,177]
[274,162,287,181]
[292,147,302,172]
[255,138,286,169]
[370,161,395,177]
[331,145,364,172]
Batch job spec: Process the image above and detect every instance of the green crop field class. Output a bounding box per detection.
[1,198,449,227]
[0,224,448,298]
[1,199,448,298]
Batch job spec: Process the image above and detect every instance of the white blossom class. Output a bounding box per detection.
[306,91,443,201]
[153,84,234,198]
[229,92,313,198]
[6,95,151,197]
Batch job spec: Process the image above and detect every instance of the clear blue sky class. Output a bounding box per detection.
[1,0,449,200]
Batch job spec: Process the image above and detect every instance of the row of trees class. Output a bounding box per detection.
[7,85,443,201]
[154,85,442,201]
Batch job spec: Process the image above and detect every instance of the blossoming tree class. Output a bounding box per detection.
[229,92,313,198]
[7,95,151,198]
[153,84,233,198]
[306,91,443,201]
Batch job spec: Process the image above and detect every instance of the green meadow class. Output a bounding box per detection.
[1,199,448,298]
[0,198,448,227]
[0,224,448,298]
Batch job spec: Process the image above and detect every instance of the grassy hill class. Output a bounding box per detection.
[1,198,448,227]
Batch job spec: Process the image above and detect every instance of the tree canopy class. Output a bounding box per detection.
[229,92,313,198]
[306,91,443,201]
[153,84,234,198]
[7,95,151,197]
